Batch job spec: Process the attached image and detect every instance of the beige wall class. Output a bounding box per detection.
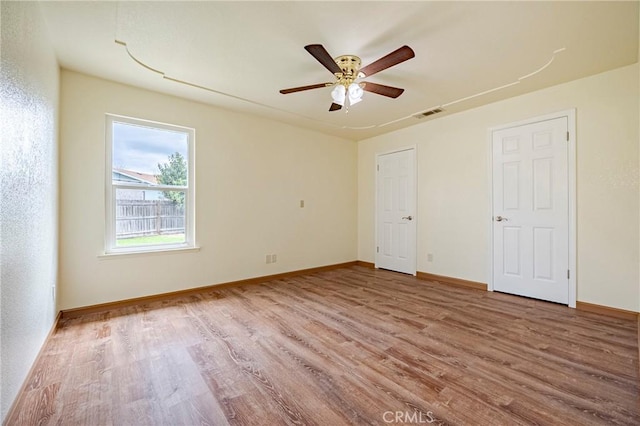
[59,71,357,310]
[0,2,60,420]
[358,64,639,312]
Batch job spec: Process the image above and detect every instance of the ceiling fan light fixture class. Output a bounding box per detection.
[331,85,346,106]
[348,82,363,105]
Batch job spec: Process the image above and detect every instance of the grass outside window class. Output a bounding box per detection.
[116,234,185,247]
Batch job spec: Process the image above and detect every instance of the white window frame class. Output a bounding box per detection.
[105,114,196,255]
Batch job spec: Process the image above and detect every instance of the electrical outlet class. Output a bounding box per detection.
[272,254,277,263]
[427,253,433,262]
[266,254,272,264]
[300,200,305,208]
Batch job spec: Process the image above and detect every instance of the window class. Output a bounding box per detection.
[105,114,195,254]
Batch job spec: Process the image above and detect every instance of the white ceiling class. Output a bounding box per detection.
[40,1,639,141]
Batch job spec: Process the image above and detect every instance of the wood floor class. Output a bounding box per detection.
[7,266,639,425]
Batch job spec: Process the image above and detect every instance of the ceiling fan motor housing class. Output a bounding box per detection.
[335,55,362,87]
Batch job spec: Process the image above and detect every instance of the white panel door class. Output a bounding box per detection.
[492,117,569,304]
[376,149,416,275]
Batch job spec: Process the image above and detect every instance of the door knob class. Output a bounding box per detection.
[402,215,413,221]
[495,216,508,222]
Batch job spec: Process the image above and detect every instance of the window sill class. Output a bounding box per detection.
[99,245,200,259]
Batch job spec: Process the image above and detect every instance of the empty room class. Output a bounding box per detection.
[2,1,639,425]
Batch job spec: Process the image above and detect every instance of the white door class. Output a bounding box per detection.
[492,117,569,304]
[376,148,416,275]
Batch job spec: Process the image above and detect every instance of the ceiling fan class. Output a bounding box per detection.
[280,44,415,111]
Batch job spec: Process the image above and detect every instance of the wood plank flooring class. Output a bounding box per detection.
[7,266,639,425]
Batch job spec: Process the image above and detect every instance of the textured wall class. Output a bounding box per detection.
[0,2,59,420]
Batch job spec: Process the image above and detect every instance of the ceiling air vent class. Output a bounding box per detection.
[414,108,443,119]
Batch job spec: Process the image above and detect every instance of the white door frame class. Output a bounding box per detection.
[487,109,576,307]
[375,146,418,275]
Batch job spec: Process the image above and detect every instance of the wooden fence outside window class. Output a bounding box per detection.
[116,199,185,238]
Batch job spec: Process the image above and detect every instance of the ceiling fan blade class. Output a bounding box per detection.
[358,46,415,78]
[329,103,342,111]
[305,44,342,75]
[362,82,405,98]
[279,83,332,94]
